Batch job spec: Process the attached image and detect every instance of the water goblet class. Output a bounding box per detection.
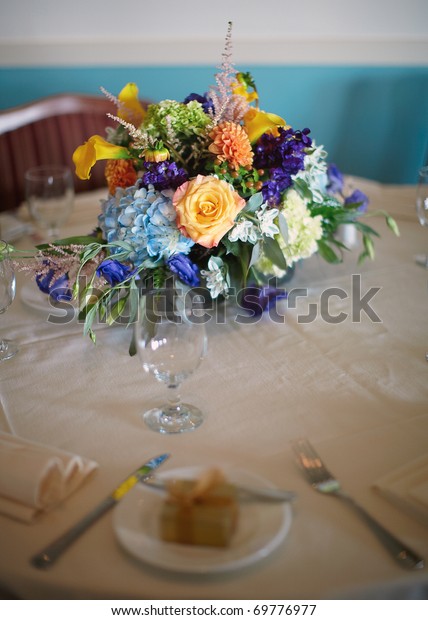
[0,240,18,361]
[25,165,74,240]
[415,165,428,268]
[135,284,207,434]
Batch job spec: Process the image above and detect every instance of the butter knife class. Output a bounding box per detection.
[31,453,170,570]
[142,477,296,503]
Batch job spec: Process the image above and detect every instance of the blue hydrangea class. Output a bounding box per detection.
[98,184,194,267]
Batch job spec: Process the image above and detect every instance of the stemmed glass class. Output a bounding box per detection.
[0,240,18,361]
[25,165,74,240]
[415,165,428,268]
[135,283,207,434]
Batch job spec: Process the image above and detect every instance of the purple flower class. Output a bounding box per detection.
[36,270,72,302]
[183,92,214,115]
[254,127,311,205]
[167,254,200,287]
[96,259,135,286]
[141,161,188,191]
[327,163,344,194]
[240,285,287,316]
[344,189,369,214]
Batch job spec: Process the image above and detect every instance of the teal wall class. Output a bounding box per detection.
[1,65,427,184]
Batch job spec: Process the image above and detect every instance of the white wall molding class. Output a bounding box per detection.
[1,36,428,67]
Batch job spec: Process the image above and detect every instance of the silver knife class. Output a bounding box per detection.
[30,453,170,570]
[142,477,296,503]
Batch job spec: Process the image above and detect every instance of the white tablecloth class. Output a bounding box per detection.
[0,178,427,600]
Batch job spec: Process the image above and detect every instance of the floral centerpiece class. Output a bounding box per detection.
[13,23,398,347]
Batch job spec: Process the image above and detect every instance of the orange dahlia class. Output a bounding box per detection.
[105,159,137,195]
[208,121,254,170]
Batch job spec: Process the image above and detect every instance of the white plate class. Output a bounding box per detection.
[20,280,76,318]
[113,466,292,574]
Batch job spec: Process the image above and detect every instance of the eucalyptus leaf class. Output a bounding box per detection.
[248,241,262,270]
[277,211,289,244]
[293,178,313,201]
[243,192,264,214]
[263,236,288,271]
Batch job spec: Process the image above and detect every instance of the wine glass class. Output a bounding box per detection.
[135,283,207,434]
[415,165,428,268]
[0,240,18,361]
[25,165,74,240]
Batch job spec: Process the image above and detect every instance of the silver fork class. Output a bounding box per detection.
[293,438,424,570]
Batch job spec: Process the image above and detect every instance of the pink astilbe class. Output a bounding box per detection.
[208,22,249,125]
[100,86,142,129]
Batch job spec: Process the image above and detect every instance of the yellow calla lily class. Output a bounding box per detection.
[232,71,258,104]
[118,82,146,125]
[72,135,131,180]
[244,108,288,143]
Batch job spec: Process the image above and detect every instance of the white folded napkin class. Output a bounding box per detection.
[373,455,428,526]
[0,432,98,523]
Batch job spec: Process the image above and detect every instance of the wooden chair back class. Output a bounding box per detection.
[0,94,137,212]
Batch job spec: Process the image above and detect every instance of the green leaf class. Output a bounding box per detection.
[352,221,380,238]
[106,295,128,326]
[363,235,375,260]
[329,238,349,251]
[128,332,137,356]
[263,237,288,271]
[36,236,98,251]
[317,239,342,264]
[221,236,242,256]
[277,211,288,244]
[358,250,370,264]
[248,241,262,271]
[81,245,103,263]
[243,191,264,214]
[128,280,139,326]
[386,216,400,237]
[82,304,99,336]
[293,178,313,202]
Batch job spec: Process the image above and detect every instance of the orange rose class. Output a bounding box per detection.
[173,175,246,249]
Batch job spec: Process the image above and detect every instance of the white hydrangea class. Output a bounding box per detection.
[278,189,323,264]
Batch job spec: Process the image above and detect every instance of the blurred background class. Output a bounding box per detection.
[0,0,427,183]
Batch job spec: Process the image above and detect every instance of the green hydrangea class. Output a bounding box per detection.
[142,99,211,142]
